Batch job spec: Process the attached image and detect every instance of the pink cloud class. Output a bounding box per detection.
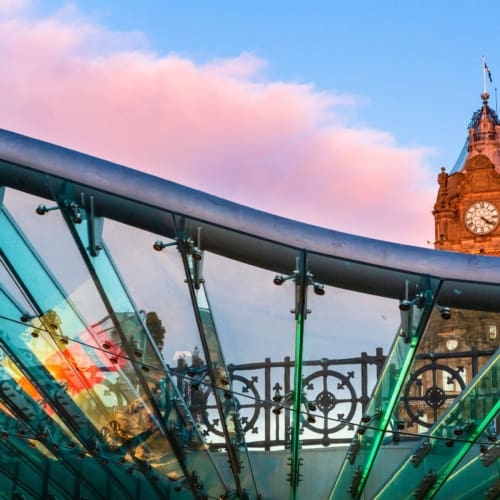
[202,52,268,78]
[0,7,437,245]
[0,0,30,14]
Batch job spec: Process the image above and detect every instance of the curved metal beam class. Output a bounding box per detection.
[0,129,500,308]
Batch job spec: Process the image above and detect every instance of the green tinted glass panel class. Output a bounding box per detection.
[433,445,500,500]
[0,285,141,498]
[329,276,441,499]
[374,349,499,499]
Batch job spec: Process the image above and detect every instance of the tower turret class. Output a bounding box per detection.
[465,92,500,169]
[433,93,500,254]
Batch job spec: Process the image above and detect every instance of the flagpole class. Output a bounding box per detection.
[483,56,487,94]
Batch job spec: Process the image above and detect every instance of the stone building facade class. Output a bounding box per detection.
[433,92,500,254]
[403,93,499,432]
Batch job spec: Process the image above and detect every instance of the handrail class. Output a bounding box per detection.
[1,129,500,308]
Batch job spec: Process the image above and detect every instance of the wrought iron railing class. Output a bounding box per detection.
[172,347,496,450]
[402,347,496,429]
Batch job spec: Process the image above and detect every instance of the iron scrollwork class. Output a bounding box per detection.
[302,368,357,434]
[198,373,261,437]
[403,360,466,428]
[173,350,385,448]
[172,348,494,448]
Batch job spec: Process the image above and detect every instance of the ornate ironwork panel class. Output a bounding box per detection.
[401,348,496,430]
[173,347,496,450]
[173,349,386,449]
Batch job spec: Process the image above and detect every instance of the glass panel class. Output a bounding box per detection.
[400,294,499,433]
[328,274,441,499]
[101,218,200,365]
[290,249,404,500]
[433,443,500,499]
[0,437,54,498]
[56,199,228,497]
[0,283,143,498]
[172,215,262,498]
[104,217,242,495]
[301,255,400,448]
[0,403,159,499]
[373,347,499,498]
[0,350,101,485]
[196,244,295,459]
[366,280,500,496]
[0,409,72,495]
[0,201,225,497]
[3,188,109,322]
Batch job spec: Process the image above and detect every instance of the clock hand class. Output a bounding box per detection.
[481,216,494,225]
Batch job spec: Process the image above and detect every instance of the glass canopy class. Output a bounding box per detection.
[0,129,497,499]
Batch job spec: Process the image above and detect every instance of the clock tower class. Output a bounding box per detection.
[433,92,500,254]
[403,92,500,433]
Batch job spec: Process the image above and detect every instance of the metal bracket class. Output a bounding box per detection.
[86,195,103,257]
[287,456,303,486]
[481,443,500,467]
[415,470,436,500]
[348,466,362,497]
[346,436,360,464]
[399,277,434,343]
[411,439,432,467]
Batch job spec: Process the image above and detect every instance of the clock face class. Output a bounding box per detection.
[465,201,499,234]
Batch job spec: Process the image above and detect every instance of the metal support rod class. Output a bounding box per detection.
[174,223,258,498]
[290,250,308,499]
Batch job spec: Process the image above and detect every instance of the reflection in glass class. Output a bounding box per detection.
[402,306,499,431]
[329,275,441,499]
[0,200,227,497]
[374,349,499,499]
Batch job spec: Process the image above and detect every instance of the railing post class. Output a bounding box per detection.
[471,346,479,376]
[361,352,368,412]
[264,357,271,451]
[375,347,385,376]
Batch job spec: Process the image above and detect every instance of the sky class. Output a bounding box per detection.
[0,1,498,246]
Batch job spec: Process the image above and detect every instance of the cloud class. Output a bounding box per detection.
[202,51,268,78]
[0,6,436,245]
[0,0,31,15]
